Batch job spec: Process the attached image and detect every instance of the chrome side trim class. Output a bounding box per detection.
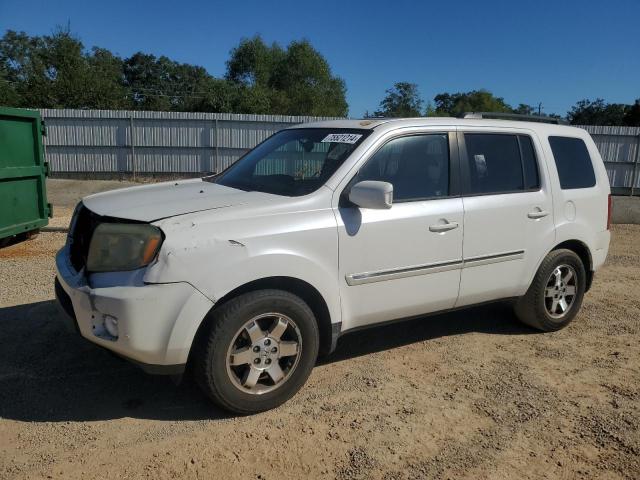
[345,259,463,286]
[345,250,525,286]
[463,250,525,268]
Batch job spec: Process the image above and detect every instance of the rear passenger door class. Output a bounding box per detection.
[456,129,556,307]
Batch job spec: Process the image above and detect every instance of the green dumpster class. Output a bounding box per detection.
[0,107,52,242]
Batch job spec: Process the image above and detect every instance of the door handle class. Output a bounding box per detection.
[429,221,459,233]
[527,210,549,219]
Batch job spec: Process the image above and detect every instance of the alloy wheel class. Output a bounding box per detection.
[544,264,578,319]
[225,313,302,395]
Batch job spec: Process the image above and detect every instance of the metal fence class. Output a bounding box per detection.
[40,109,340,178]
[577,125,640,195]
[40,109,640,194]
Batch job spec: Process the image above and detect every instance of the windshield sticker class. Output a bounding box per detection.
[321,133,363,144]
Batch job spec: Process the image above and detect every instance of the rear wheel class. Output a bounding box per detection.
[515,249,586,331]
[193,289,319,414]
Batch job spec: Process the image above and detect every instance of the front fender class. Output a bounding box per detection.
[144,213,341,348]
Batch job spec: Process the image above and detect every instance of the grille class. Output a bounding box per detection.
[69,204,102,272]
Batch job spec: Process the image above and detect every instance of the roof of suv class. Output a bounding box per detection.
[294,117,586,136]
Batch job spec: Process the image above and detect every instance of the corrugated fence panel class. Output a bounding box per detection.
[589,134,639,163]
[46,117,130,147]
[580,125,640,191]
[605,163,635,188]
[40,109,338,174]
[133,118,210,148]
[38,110,640,193]
[133,147,210,173]
[46,146,131,172]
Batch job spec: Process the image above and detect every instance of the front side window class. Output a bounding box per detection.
[354,134,449,202]
[548,136,596,189]
[211,128,370,196]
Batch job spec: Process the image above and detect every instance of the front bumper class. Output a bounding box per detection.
[55,245,214,374]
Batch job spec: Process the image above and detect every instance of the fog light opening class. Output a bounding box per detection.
[104,315,119,339]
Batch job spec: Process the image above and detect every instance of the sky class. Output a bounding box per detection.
[1,0,639,117]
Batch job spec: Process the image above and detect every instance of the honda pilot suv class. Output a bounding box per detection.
[55,114,611,413]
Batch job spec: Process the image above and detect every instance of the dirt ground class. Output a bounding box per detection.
[0,181,638,479]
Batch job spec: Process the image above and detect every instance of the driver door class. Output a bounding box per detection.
[335,131,464,331]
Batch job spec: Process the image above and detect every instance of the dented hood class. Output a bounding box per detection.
[82,179,276,222]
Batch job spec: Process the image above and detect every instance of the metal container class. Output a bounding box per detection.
[0,107,51,241]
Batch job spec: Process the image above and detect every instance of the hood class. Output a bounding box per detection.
[82,179,277,222]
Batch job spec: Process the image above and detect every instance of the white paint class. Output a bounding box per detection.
[55,117,611,369]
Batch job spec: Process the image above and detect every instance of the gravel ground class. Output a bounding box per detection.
[0,225,638,479]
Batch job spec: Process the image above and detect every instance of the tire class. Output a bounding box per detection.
[193,289,319,414]
[515,249,586,332]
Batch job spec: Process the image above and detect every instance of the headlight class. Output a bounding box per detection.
[86,223,163,273]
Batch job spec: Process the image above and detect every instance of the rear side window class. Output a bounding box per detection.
[463,134,520,194]
[548,136,596,189]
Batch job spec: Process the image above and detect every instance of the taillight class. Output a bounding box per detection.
[607,194,612,230]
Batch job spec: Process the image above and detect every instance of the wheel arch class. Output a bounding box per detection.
[190,276,336,365]
[551,239,594,291]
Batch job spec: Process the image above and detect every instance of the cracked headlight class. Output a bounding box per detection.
[86,223,163,273]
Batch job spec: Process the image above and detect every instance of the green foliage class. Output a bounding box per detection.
[2,26,638,125]
[0,28,128,109]
[375,86,640,126]
[225,36,348,116]
[513,103,536,115]
[624,100,640,127]
[0,29,348,116]
[433,89,512,116]
[374,82,423,117]
[567,98,639,126]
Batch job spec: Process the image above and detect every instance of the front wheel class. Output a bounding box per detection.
[193,289,319,414]
[515,249,586,332]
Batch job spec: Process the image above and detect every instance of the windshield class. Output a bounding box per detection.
[209,128,370,196]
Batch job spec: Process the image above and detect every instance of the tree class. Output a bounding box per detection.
[0,30,49,107]
[513,103,536,115]
[42,28,93,108]
[0,29,349,116]
[433,89,512,116]
[623,99,640,127]
[374,82,423,117]
[86,47,127,109]
[225,36,348,116]
[226,36,283,88]
[0,28,127,109]
[567,98,627,126]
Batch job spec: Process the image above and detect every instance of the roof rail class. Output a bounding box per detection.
[460,112,567,125]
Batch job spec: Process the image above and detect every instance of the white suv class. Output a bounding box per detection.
[55,114,611,413]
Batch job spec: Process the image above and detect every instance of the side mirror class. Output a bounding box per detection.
[348,181,393,209]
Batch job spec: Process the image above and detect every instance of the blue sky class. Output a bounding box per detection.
[1,0,638,117]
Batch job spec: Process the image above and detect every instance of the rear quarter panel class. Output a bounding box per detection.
[541,128,611,272]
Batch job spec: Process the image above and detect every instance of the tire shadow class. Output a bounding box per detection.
[0,299,535,422]
[0,300,230,423]
[322,301,537,365]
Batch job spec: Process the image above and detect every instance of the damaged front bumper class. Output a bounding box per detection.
[54,245,214,375]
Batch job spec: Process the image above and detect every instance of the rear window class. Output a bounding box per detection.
[548,136,596,189]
